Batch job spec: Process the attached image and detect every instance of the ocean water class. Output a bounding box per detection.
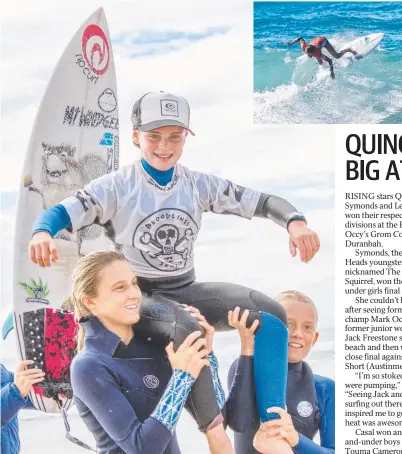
[254,2,402,124]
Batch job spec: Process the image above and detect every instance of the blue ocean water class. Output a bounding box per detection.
[254,2,402,124]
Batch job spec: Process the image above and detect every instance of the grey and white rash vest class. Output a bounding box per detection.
[61,160,261,278]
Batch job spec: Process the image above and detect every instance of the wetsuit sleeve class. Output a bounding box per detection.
[194,172,261,219]
[72,356,194,454]
[24,397,37,410]
[226,357,259,432]
[32,204,72,236]
[293,434,334,454]
[293,377,335,454]
[208,352,225,410]
[150,369,195,432]
[59,172,118,233]
[254,193,306,229]
[1,378,31,427]
[318,377,335,451]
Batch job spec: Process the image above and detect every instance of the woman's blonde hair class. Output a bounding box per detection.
[276,290,318,324]
[72,250,127,351]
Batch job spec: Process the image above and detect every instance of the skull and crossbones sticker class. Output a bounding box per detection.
[133,209,198,271]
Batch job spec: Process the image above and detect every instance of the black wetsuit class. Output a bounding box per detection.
[227,358,335,453]
[135,271,287,431]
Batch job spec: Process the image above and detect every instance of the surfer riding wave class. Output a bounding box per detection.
[285,36,361,79]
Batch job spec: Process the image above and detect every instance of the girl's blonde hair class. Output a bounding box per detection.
[72,250,127,351]
[276,290,318,324]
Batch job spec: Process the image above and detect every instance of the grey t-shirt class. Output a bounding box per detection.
[61,160,261,278]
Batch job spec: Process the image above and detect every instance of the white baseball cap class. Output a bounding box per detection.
[131,92,195,135]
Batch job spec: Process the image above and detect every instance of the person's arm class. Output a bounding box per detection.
[29,172,119,267]
[23,396,37,410]
[253,193,306,229]
[32,204,72,237]
[293,434,334,454]
[31,170,120,238]
[195,172,261,220]
[318,378,335,451]
[254,194,320,263]
[292,378,335,453]
[40,172,118,236]
[208,352,226,410]
[1,362,43,425]
[72,357,194,454]
[195,172,305,226]
[285,37,306,46]
[195,172,319,262]
[226,356,258,432]
[226,309,260,432]
[195,170,306,225]
[1,379,31,426]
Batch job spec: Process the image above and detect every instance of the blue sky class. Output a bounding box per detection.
[114,27,230,56]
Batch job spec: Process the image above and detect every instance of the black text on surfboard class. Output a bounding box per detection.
[75,53,100,85]
[63,105,119,130]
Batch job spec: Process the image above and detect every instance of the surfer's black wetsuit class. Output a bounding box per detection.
[32,158,307,431]
[227,358,335,453]
[135,275,287,431]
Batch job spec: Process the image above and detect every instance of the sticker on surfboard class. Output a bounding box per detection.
[13,7,119,413]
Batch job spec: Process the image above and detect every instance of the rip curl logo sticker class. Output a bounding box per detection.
[161,99,179,117]
[133,209,198,272]
[82,24,110,75]
[19,279,50,305]
[149,303,171,318]
[98,88,117,113]
[297,401,314,418]
[143,375,159,389]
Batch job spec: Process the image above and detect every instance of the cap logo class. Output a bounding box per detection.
[161,99,179,117]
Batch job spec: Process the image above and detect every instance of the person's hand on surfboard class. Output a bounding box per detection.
[287,220,320,263]
[14,360,45,398]
[166,331,210,379]
[28,231,58,267]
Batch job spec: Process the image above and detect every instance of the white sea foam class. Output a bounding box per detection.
[254,32,400,124]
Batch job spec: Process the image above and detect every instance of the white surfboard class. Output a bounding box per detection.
[13,8,119,413]
[346,32,384,60]
[292,33,384,85]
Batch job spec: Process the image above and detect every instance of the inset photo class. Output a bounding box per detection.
[254,1,402,124]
